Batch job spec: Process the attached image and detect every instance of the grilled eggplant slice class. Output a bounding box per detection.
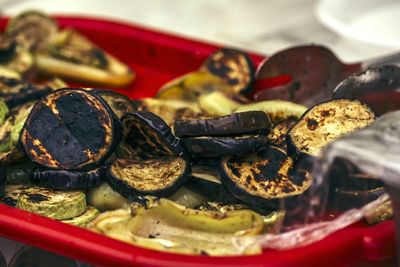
[174,111,271,137]
[0,147,26,166]
[20,88,121,170]
[87,182,130,211]
[94,90,135,119]
[0,78,53,108]
[107,157,189,199]
[1,184,31,206]
[267,117,298,148]
[219,146,312,209]
[61,205,100,227]
[6,10,58,51]
[16,186,86,219]
[0,34,33,74]
[36,28,134,87]
[121,111,186,159]
[183,134,267,157]
[30,166,106,190]
[133,98,205,126]
[89,198,263,255]
[287,99,375,157]
[235,100,307,124]
[200,48,255,94]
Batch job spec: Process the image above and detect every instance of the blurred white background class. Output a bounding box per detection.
[1,0,399,63]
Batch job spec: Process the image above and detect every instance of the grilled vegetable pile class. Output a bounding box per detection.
[0,10,394,257]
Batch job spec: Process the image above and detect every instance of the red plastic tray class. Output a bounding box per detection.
[0,16,396,267]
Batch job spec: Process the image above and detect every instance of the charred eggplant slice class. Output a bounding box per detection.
[16,186,86,220]
[1,184,31,206]
[93,90,135,119]
[121,112,186,159]
[287,99,375,157]
[219,146,312,209]
[61,205,100,227]
[6,10,59,51]
[107,157,189,199]
[0,78,53,109]
[20,88,121,170]
[200,48,255,94]
[183,135,267,157]
[132,98,205,126]
[267,117,298,148]
[174,111,271,137]
[30,166,106,190]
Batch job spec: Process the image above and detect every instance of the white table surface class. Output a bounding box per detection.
[0,0,398,63]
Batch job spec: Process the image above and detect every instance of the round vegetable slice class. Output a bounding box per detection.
[200,48,255,94]
[16,186,86,220]
[6,10,59,51]
[267,117,298,147]
[182,135,267,157]
[1,184,31,206]
[30,166,106,190]
[61,205,100,227]
[93,90,135,119]
[121,111,186,159]
[174,111,271,137]
[20,88,121,170]
[107,157,189,199]
[287,99,375,157]
[219,146,312,209]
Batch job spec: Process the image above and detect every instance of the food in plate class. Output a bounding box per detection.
[0,10,393,257]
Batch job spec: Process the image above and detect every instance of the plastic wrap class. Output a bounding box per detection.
[234,110,400,253]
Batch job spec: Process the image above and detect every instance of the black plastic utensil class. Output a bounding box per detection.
[254,45,400,106]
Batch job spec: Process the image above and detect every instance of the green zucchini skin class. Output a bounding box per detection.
[106,157,190,200]
[30,166,106,190]
[200,48,255,94]
[174,111,271,137]
[20,88,121,171]
[61,205,100,227]
[182,135,267,157]
[121,111,187,159]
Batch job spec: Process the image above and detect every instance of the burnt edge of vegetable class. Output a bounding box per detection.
[218,146,312,209]
[201,47,256,94]
[174,111,271,137]
[19,88,122,170]
[30,166,106,190]
[91,89,135,119]
[121,111,188,159]
[182,135,267,157]
[106,157,190,200]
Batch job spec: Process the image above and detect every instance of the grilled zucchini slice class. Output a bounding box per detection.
[287,99,375,157]
[200,48,255,94]
[30,166,106,190]
[107,157,189,199]
[20,88,121,170]
[61,205,100,227]
[35,28,134,87]
[87,182,130,211]
[132,98,205,126]
[174,111,271,137]
[1,183,30,206]
[235,100,307,124]
[182,134,267,157]
[219,146,312,209]
[16,186,86,220]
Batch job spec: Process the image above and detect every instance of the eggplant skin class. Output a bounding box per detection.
[219,146,312,209]
[183,135,267,157]
[287,99,375,157]
[174,111,271,137]
[106,157,190,200]
[200,48,255,94]
[121,112,187,159]
[20,88,121,170]
[30,166,106,190]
